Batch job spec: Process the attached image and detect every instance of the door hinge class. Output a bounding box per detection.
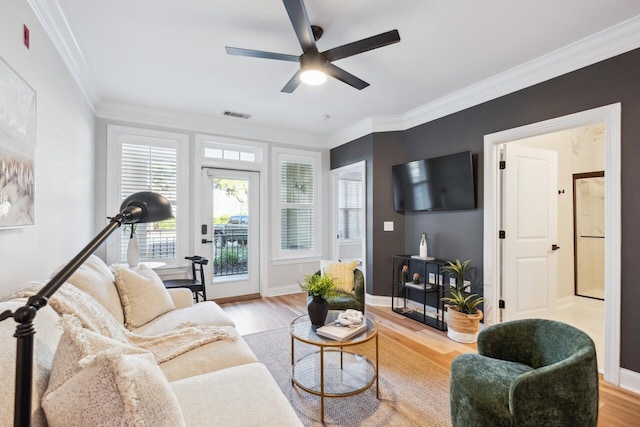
[499,299,506,309]
[499,160,506,170]
[499,230,506,239]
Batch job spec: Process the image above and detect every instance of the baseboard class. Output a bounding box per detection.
[556,295,575,309]
[366,294,392,307]
[263,284,303,297]
[620,368,640,394]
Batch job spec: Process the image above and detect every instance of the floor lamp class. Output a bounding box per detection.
[0,191,173,427]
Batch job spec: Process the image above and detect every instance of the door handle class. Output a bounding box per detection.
[552,244,560,251]
[202,239,213,244]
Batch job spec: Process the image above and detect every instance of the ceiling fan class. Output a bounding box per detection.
[225,0,401,93]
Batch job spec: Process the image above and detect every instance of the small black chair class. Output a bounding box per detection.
[163,256,209,302]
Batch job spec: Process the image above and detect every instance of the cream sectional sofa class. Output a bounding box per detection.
[0,256,302,426]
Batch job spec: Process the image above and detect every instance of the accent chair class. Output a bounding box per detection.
[449,318,598,427]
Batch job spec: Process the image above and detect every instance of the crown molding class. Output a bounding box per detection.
[96,101,327,148]
[28,0,98,111]
[328,14,640,147]
[30,0,640,149]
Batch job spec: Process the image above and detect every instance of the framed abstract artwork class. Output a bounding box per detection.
[0,57,36,228]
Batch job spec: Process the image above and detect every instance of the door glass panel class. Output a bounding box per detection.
[574,172,605,300]
[213,177,249,279]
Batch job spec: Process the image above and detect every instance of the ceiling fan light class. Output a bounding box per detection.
[300,69,327,85]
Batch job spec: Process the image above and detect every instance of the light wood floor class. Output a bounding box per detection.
[218,293,640,427]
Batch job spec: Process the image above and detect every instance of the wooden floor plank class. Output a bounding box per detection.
[219,293,640,427]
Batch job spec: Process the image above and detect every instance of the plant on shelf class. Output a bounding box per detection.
[441,259,484,343]
[300,273,338,330]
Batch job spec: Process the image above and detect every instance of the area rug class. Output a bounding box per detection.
[244,327,452,427]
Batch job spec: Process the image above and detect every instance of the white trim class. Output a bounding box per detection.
[483,103,621,385]
[366,294,392,307]
[262,285,304,298]
[620,369,640,395]
[105,125,190,265]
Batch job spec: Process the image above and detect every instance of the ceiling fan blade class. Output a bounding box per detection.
[282,0,318,54]
[324,63,369,90]
[225,47,299,62]
[323,29,400,62]
[281,70,302,93]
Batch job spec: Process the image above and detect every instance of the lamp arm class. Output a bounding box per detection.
[7,213,127,427]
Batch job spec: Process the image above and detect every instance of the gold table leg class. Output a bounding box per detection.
[320,346,325,423]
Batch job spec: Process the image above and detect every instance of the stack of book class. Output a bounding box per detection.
[316,322,367,342]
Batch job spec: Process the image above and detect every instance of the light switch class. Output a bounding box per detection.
[383,221,394,232]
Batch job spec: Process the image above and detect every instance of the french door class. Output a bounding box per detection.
[199,169,260,299]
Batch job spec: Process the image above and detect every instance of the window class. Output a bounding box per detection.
[272,148,321,260]
[338,178,363,240]
[106,125,188,264]
[204,142,258,163]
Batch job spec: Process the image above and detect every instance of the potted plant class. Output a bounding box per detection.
[442,259,484,343]
[300,273,338,330]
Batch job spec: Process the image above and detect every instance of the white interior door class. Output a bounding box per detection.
[330,161,366,273]
[199,169,260,299]
[502,144,558,320]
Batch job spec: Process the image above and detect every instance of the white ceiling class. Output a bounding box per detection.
[46,0,640,145]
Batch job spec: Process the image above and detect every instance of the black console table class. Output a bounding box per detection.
[391,255,449,331]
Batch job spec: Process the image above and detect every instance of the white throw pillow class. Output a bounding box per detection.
[65,255,125,324]
[47,315,146,394]
[42,350,185,427]
[113,264,176,329]
[42,315,185,427]
[320,260,358,294]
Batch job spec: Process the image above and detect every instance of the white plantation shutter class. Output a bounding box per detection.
[119,143,178,261]
[280,161,314,250]
[272,147,321,260]
[338,179,363,240]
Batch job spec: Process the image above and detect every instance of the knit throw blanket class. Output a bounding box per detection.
[9,281,235,363]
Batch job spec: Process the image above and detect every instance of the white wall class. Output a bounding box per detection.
[0,1,96,297]
[93,117,331,298]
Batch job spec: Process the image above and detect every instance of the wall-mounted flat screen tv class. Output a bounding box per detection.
[392,151,476,212]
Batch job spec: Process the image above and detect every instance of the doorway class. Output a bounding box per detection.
[499,125,606,373]
[483,103,621,385]
[199,169,260,299]
[330,161,367,273]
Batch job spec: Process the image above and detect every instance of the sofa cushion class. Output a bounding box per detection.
[321,260,358,294]
[43,350,185,427]
[0,300,62,427]
[132,301,235,336]
[65,255,125,324]
[159,326,258,382]
[113,264,176,329]
[171,363,303,427]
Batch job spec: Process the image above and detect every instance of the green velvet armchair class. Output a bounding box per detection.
[449,319,598,427]
[310,268,365,313]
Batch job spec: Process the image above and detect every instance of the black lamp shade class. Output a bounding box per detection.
[119,191,173,224]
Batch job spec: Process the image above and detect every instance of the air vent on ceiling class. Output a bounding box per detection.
[223,110,252,119]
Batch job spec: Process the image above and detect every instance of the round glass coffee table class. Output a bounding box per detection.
[289,310,379,423]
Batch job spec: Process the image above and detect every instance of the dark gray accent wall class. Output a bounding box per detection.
[330,48,640,373]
